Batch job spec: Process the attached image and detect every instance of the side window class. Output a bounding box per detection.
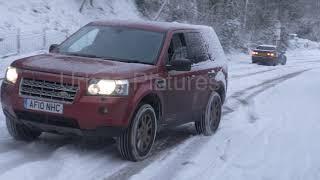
[185,32,208,64]
[167,33,188,63]
[68,29,99,52]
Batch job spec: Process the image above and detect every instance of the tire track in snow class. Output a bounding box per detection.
[0,135,123,179]
[230,58,320,80]
[0,136,76,175]
[106,126,196,180]
[231,69,277,79]
[224,69,310,116]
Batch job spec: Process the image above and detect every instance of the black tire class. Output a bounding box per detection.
[281,56,287,65]
[195,92,222,136]
[117,104,157,161]
[6,117,41,141]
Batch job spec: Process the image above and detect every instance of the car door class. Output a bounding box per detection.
[163,32,194,124]
[184,31,218,120]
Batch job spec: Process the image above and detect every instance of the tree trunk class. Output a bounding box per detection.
[153,0,169,21]
[79,0,87,13]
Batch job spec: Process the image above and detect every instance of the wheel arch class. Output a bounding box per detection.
[216,81,226,103]
[131,91,163,125]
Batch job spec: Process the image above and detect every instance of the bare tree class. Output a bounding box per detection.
[153,0,169,20]
[79,0,94,13]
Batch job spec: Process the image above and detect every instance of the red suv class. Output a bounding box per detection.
[1,21,228,161]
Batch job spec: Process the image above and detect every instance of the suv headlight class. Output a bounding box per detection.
[87,79,129,96]
[5,66,18,84]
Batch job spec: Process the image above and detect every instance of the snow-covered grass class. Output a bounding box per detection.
[0,0,141,56]
[0,0,140,32]
[289,37,320,50]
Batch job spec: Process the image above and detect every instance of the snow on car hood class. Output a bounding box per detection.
[11,53,158,79]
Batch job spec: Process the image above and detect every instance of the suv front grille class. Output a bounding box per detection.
[19,78,79,103]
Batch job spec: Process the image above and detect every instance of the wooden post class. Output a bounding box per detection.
[16,28,21,54]
[43,28,47,50]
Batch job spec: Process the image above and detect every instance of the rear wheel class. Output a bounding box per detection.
[117,104,157,161]
[195,92,222,136]
[6,117,41,141]
[281,56,287,65]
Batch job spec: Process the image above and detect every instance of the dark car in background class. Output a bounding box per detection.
[1,21,228,161]
[252,45,287,66]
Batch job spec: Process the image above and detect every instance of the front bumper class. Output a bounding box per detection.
[252,56,277,65]
[3,109,126,137]
[1,75,134,137]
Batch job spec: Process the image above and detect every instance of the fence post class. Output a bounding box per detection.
[43,28,47,50]
[16,28,21,55]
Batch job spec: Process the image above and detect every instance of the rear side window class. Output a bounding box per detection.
[185,32,208,64]
[200,27,226,63]
[167,33,188,63]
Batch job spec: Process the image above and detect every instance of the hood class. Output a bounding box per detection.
[12,54,158,79]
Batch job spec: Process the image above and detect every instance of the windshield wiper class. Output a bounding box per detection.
[64,53,102,59]
[63,53,153,65]
[118,60,152,65]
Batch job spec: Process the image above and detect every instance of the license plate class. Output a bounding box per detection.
[24,99,63,114]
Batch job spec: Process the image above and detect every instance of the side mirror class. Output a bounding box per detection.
[49,44,59,53]
[197,53,210,62]
[166,58,192,71]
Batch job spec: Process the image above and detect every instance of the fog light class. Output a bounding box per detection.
[98,107,108,114]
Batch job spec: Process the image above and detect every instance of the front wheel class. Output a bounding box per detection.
[195,92,222,136]
[117,104,157,161]
[6,117,41,141]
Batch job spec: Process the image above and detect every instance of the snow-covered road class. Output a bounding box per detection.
[1,50,320,180]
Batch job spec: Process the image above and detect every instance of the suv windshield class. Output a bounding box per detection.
[58,26,165,65]
[256,46,276,51]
